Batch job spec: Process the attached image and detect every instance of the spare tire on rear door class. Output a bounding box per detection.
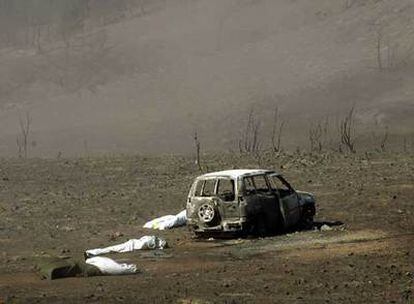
[198,202,219,226]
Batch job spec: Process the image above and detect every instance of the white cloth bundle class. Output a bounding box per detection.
[85,256,137,275]
[143,209,187,230]
[85,236,168,258]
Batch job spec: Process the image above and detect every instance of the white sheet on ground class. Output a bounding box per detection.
[85,256,137,275]
[85,236,167,257]
[143,209,187,230]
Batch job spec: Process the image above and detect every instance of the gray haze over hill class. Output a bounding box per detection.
[0,0,413,156]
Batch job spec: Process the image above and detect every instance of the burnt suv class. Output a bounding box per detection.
[186,169,315,237]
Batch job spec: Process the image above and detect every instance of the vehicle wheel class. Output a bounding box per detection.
[197,203,218,225]
[299,215,314,230]
[239,221,253,238]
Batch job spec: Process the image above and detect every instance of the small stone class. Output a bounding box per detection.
[109,231,123,240]
[96,285,104,293]
[84,294,95,299]
[320,224,332,231]
[222,281,230,288]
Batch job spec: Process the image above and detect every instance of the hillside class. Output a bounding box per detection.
[0,0,413,156]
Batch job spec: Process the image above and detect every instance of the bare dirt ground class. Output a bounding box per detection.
[0,152,413,303]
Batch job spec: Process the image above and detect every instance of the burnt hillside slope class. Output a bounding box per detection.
[0,0,413,156]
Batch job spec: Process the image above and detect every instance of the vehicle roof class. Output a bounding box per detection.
[198,169,277,179]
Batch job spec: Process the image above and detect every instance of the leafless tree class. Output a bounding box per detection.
[372,125,389,152]
[379,126,389,152]
[238,108,261,154]
[309,122,323,153]
[193,131,203,172]
[339,106,357,153]
[271,105,285,153]
[403,137,407,153]
[17,112,32,159]
[343,0,356,9]
[309,117,330,153]
[16,137,23,158]
[322,117,331,150]
[215,1,236,52]
[372,20,414,71]
[376,27,384,70]
[137,0,147,16]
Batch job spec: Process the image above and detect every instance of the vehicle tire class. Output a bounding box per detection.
[197,202,219,226]
[298,205,315,230]
[298,215,314,230]
[239,221,254,238]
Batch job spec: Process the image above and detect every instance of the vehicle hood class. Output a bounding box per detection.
[296,191,315,204]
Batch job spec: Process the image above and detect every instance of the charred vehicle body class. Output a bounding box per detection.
[186,169,315,237]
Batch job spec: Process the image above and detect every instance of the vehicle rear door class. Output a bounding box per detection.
[187,178,218,222]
